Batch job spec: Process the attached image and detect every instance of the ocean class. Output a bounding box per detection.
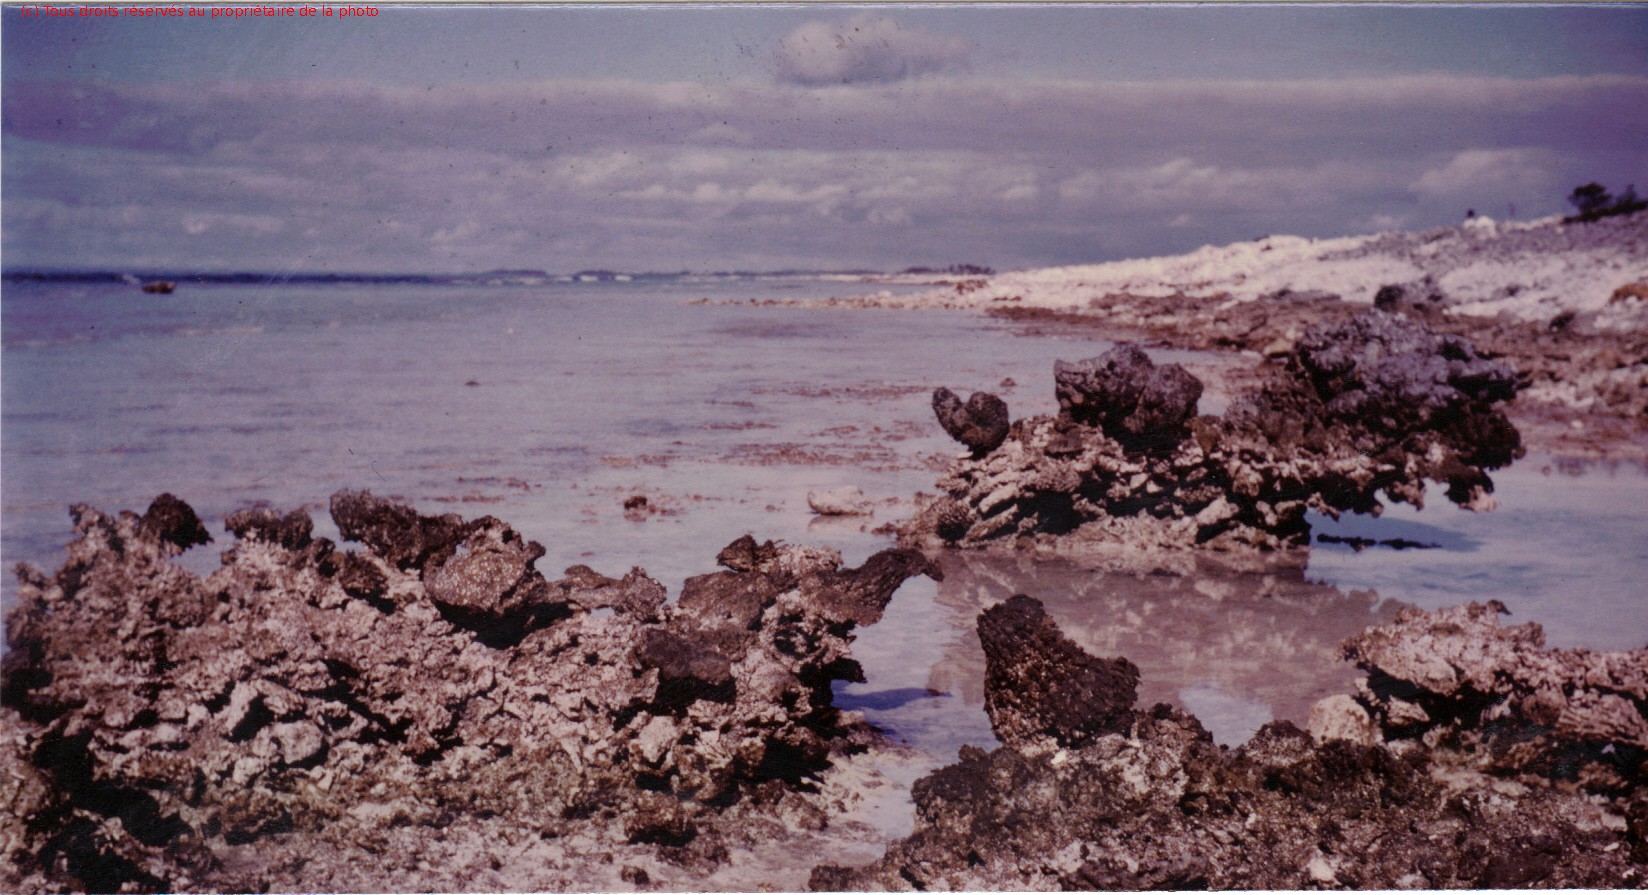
[4,275,1646,764]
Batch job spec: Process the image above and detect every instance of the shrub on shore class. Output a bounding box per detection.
[1566,181,1647,223]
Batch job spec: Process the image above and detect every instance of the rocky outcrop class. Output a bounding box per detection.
[1054,344,1202,451]
[932,387,1011,455]
[813,598,1647,890]
[978,595,1138,748]
[1,493,938,893]
[906,311,1523,552]
[1341,601,1648,792]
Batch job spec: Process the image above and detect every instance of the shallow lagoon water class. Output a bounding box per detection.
[5,277,1647,781]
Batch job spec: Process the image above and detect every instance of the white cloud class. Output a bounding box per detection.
[6,73,1645,272]
[1410,148,1558,198]
[179,211,285,238]
[774,14,971,86]
[686,122,754,146]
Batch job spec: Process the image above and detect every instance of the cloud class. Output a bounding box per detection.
[774,14,971,86]
[1410,148,1560,198]
[4,73,1645,272]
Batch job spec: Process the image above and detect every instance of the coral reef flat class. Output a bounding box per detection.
[4,214,1647,891]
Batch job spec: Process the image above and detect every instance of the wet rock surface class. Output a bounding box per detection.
[815,597,1647,890]
[906,311,1523,552]
[0,493,937,892]
[979,595,1139,748]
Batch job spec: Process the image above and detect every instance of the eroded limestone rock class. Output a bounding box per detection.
[1,493,937,892]
[813,597,1646,890]
[906,311,1523,552]
[979,594,1138,748]
[1054,343,1202,450]
[1343,601,1648,791]
[807,485,874,516]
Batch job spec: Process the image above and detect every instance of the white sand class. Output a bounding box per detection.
[895,213,1648,329]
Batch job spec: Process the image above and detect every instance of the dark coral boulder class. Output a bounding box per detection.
[329,489,473,572]
[1293,309,1519,441]
[979,594,1139,747]
[932,387,1011,455]
[1054,343,1203,451]
[139,493,212,553]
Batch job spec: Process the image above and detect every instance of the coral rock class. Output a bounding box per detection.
[815,601,1647,891]
[1,499,935,892]
[932,388,1011,455]
[979,594,1139,747]
[806,485,874,516]
[139,492,212,553]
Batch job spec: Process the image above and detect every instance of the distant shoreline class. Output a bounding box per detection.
[0,267,931,287]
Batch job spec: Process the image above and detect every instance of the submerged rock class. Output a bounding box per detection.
[932,387,1011,455]
[0,493,937,892]
[906,311,1523,552]
[814,597,1647,890]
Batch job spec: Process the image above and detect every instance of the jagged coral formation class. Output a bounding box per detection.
[814,597,1648,890]
[909,310,1523,551]
[1,492,936,892]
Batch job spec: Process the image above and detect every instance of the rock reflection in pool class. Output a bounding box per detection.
[851,550,1409,749]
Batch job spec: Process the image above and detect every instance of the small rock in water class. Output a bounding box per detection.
[807,485,874,517]
[932,387,1011,455]
[979,594,1140,747]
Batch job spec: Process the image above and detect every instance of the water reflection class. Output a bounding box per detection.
[913,550,1410,746]
[1306,454,1648,650]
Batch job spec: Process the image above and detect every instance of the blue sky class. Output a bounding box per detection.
[5,3,1647,273]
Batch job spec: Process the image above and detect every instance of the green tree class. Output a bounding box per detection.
[1568,182,1613,216]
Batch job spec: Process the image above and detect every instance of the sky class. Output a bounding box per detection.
[4,3,1648,274]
